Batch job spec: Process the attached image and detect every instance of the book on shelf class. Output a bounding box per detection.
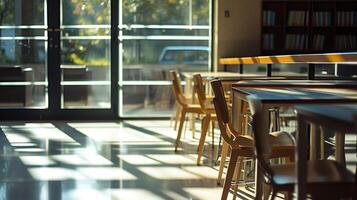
[312,34,325,50]
[263,33,275,50]
[337,11,357,27]
[263,10,276,26]
[336,35,357,50]
[285,34,308,50]
[313,12,332,27]
[288,11,309,26]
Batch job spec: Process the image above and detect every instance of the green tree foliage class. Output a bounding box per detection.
[123,0,208,25]
[0,0,12,27]
[0,0,44,64]
[62,0,110,65]
[59,0,209,65]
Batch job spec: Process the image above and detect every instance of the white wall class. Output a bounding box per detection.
[214,0,261,71]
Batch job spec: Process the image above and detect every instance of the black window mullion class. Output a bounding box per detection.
[111,0,119,116]
[47,0,61,116]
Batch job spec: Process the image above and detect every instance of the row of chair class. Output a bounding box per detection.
[169,70,295,199]
[170,71,355,199]
[213,79,357,199]
[170,71,217,165]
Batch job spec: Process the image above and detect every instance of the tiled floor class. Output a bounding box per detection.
[0,120,355,200]
[0,121,245,200]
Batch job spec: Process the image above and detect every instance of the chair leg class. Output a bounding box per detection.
[190,113,195,137]
[211,120,215,148]
[197,114,210,165]
[270,190,277,200]
[335,132,346,166]
[284,192,293,200]
[191,114,195,138]
[217,140,229,185]
[221,150,238,200]
[174,104,181,131]
[233,158,244,200]
[175,109,187,152]
[263,183,272,200]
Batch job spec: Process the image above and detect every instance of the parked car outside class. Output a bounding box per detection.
[158,46,209,72]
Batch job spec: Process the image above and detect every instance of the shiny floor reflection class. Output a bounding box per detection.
[0,121,236,200]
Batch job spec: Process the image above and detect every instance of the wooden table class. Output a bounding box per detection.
[233,87,357,199]
[233,80,357,89]
[220,52,357,65]
[220,52,357,79]
[181,72,263,97]
[294,104,357,200]
[232,80,357,137]
[236,88,357,135]
[181,72,263,132]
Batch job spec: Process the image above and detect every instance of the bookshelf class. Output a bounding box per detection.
[261,0,357,55]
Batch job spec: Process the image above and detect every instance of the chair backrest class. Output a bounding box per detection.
[211,80,238,148]
[212,80,254,149]
[211,80,229,123]
[248,96,274,179]
[193,74,207,109]
[169,70,187,106]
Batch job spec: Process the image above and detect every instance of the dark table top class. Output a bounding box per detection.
[295,104,357,132]
[233,80,357,88]
[233,88,357,104]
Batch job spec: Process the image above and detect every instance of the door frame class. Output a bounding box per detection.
[0,0,119,120]
[50,0,120,119]
[0,0,212,120]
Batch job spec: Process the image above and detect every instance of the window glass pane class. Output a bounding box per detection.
[62,85,110,108]
[122,40,209,81]
[0,0,44,25]
[120,0,211,117]
[123,85,174,116]
[122,0,209,25]
[123,0,189,25]
[62,0,110,25]
[61,0,111,109]
[0,0,47,108]
[272,64,308,77]
[192,0,210,25]
[336,64,357,78]
[242,64,267,75]
[315,64,335,78]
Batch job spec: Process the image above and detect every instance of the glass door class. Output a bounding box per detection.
[60,0,111,109]
[0,0,211,119]
[119,0,211,117]
[0,0,47,109]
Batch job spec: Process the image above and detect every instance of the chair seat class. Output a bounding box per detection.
[270,131,295,147]
[186,104,204,113]
[271,160,355,187]
[203,105,216,114]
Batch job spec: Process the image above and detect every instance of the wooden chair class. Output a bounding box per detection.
[211,80,296,200]
[193,74,218,165]
[170,102,180,130]
[170,71,203,152]
[249,97,356,200]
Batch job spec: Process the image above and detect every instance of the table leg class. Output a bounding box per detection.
[232,96,243,133]
[296,114,308,200]
[310,124,317,161]
[320,127,325,159]
[255,157,263,200]
[335,133,346,166]
[254,105,270,200]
